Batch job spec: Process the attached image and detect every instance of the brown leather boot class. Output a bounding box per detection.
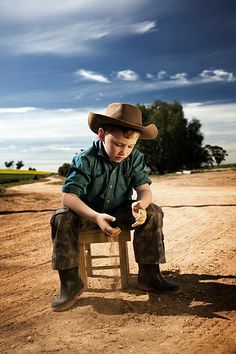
[138,264,182,294]
[52,267,84,312]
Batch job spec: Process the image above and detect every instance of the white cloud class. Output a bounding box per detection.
[199,69,236,82]
[1,18,156,56]
[0,0,87,19]
[2,22,110,56]
[0,102,235,171]
[170,72,189,83]
[0,107,37,113]
[143,68,236,89]
[0,0,158,56]
[0,107,96,139]
[76,69,111,83]
[146,73,154,79]
[184,102,236,128]
[116,70,139,81]
[147,70,167,81]
[61,67,236,110]
[157,70,167,79]
[0,0,139,21]
[184,102,236,163]
[130,21,157,33]
[0,106,103,171]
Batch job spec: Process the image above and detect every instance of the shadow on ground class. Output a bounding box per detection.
[76,271,236,319]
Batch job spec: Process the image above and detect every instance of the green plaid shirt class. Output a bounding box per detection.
[62,140,151,212]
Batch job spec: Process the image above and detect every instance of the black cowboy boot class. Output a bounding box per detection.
[137,264,181,294]
[52,267,84,312]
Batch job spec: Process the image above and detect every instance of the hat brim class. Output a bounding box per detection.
[88,113,158,140]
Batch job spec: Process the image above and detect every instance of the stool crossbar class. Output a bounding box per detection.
[79,229,131,290]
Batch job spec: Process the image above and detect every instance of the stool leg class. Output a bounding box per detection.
[79,243,88,290]
[118,240,130,289]
[85,244,93,276]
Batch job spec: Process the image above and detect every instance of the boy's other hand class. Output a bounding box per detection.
[131,201,147,227]
[96,214,121,238]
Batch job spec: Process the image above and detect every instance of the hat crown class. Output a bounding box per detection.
[88,101,158,140]
[105,103,142,126]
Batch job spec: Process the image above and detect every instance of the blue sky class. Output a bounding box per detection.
[0,0,236,171]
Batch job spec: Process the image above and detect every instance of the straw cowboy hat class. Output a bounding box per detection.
[88,102,158,140]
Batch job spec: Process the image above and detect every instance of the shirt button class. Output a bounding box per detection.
[110,185,113,188]
[107,199,110,203]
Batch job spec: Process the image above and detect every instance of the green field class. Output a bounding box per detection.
[0,169,52,184]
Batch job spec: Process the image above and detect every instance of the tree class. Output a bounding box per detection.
[204,145,228,166]
[16,160,24,170]
[58,163,71,177]
[202,145,215,167]
[137,100,206,174]
[4,160,14,169]
[184,118,206,169]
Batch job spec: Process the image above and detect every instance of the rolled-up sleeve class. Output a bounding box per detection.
[62,155,91,197]
[131,151,152,187]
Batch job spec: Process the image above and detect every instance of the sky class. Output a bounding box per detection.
[0,0,236,172]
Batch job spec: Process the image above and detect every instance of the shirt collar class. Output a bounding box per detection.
[97,140,122,166]
[97,140,105,157]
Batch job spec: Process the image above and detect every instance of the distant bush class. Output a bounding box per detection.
[58,163,71,177]
[16,160,24,170]
[0,185,5,195]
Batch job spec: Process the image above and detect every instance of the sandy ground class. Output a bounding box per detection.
[0,170,235,354]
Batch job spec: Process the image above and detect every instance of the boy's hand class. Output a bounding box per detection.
[95,213,121,238]
[131,201,147,228]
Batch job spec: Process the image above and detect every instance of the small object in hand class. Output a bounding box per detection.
[132,208,147,227]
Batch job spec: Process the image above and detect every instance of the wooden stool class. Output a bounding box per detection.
[79,229,131,290]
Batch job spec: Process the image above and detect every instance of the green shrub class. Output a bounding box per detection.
[58,163,71,177]
[0,185,6,196]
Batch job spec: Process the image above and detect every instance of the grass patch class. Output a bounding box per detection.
[0,169,52,185]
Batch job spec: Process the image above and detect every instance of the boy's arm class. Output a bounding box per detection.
[131,183,152,227]
[62,192,121,237]
[134,183,152,210]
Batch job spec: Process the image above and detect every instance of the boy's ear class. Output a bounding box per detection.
[98,128,105,141]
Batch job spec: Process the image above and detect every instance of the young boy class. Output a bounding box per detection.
[50,102,181,312]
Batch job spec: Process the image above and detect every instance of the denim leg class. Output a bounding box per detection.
[133,203,166,264]
[50,207,97,270]
[50,203,166,269]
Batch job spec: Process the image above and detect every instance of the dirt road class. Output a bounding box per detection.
[0,171,235,354]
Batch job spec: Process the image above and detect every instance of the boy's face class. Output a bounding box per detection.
[98,128,140,163]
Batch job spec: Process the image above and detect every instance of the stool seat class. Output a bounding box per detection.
[79,229,131,290]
